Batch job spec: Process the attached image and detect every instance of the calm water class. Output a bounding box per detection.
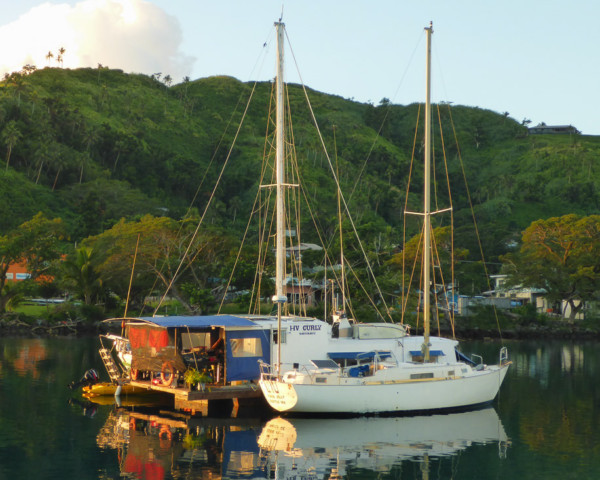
[0,336,599,479]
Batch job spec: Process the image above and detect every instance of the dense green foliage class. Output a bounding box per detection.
[1,66,599,319]
[501,214,600,321]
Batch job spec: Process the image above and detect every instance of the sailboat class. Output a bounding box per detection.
[258,23,511,414]
[93,21,419,399]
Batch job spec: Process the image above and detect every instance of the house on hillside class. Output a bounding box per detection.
[5,261,32,282]
[283,275,322,307]
[285,242,323,258]
[481,274,585,320]
[528,123,580,135]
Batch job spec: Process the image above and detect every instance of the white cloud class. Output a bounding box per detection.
[0,0,195,81]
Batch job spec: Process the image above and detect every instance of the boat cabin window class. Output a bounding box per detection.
[272,328,287,345]
[181,332,210,350]
[230,337,263,358]
[410,372,434,379]
[409,350,445,363]
[354,324,407,339]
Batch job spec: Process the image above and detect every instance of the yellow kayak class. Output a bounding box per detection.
[83,382,151,397]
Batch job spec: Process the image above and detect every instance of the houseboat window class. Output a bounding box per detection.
[181,332,210,350]
[230,338,263,357]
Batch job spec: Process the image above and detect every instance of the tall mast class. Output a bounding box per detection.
[273,21,287,374]
[423,22,433,362]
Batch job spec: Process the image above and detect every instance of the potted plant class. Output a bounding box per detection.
[197,369,213,392]
[183,368,202,390]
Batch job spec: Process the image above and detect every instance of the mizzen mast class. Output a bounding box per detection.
[423,22,433,362]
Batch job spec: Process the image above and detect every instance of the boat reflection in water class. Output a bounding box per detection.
[96,406,508,479]
[258,407,509,479]
[96,410,264,479]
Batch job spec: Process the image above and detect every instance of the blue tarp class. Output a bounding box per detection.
[225,329,271,381]
[455,349,477,365]
[133,315,257,329]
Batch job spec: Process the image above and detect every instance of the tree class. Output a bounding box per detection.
[386,226,469,320]
[388,226,468,290]
[58,47,65,67]
[501,214,600,321]
[0,213,66,313]
[61,246,104,305]
[2,121,22,172]
[85,215,230,313]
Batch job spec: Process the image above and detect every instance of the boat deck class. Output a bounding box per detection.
[127,379,264,416]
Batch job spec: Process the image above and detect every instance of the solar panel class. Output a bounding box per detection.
[311,359,339,370]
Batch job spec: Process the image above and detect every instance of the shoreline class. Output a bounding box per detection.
[1,316,598,341]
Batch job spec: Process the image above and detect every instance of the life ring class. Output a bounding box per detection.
[130,368,139,380]
[159,424,172,441]
[161,362,175,386]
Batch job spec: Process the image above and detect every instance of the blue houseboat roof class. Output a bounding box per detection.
[131,315,259,329]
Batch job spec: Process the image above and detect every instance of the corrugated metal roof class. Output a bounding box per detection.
[128,315,259,329]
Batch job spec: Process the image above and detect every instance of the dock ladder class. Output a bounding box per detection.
[99,348,122,383]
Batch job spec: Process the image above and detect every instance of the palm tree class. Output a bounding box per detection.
[78,152,91,184]
[46,51,54,66]
[80,127,99,182]
[58,47,65,67]
[62,246,103,305]
[34,144,50,184]
[9,73,27,106]
[2,121,22,172]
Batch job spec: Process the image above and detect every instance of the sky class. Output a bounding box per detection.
[1,0,598,134]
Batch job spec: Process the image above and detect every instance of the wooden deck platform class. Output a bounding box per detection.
[127,379,264,416]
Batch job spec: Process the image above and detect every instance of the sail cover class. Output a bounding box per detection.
[225,329,270,381]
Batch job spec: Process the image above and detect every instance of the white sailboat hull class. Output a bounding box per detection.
[260,362,510,414]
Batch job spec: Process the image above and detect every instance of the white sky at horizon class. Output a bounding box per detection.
[1,0,598,135]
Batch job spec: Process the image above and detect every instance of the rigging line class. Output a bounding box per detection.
[154,82,259,315]
[285,31,394,322]
[432,117,440,212]
[255,127,279,316]
[446,103,504,341]
[285,121,347,311]
[142,78,264,313]
[123,234,140,319]
[217,156,268,314]
[348,30,425,201]
[288,129,374,318]
[430,223,452,335]
[340,262,367,322]
[218,82,277,314]
[333,125,347,311]
[252,86,278,315]
[251,188,276,316]
[186,79,261,216]
[401,224,424,322]
[284,85,304,316]
[401,103,422,324]
[436,103,456,337]
[294,169,346,308]
[182,19,272,215]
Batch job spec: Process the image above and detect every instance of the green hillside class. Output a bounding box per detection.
[1,66,599,269]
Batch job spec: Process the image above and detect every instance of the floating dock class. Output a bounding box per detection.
[127,379,265,416]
